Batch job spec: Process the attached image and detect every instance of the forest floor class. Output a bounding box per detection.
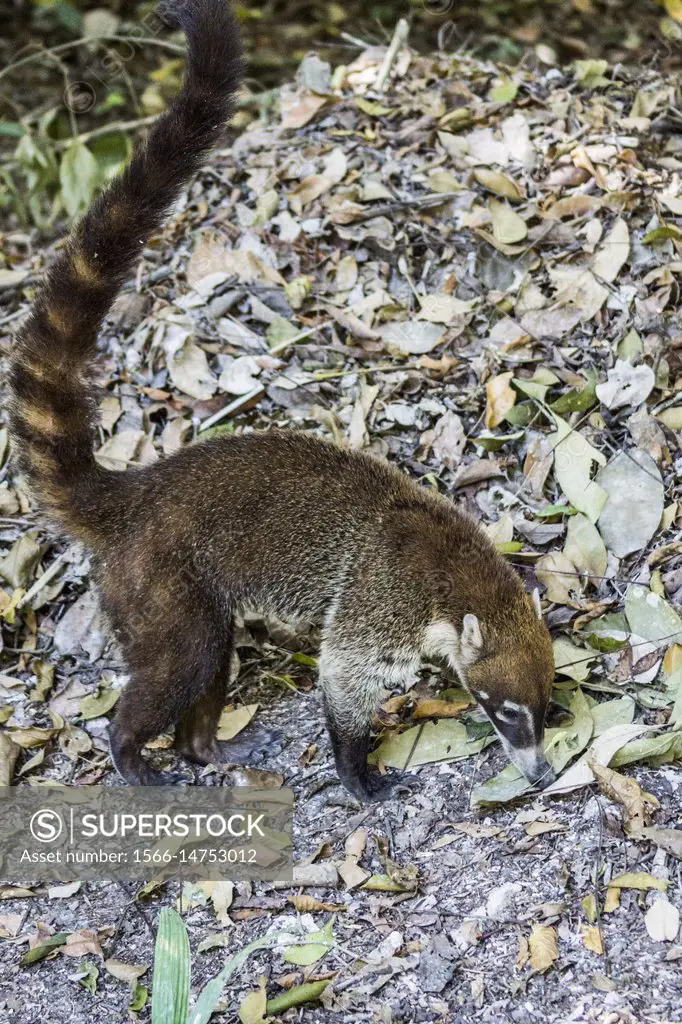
[1,21,682,1024]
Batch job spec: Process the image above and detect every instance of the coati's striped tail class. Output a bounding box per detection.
[8,0,242,542]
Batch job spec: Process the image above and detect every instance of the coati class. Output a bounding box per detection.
[8,0,557,801]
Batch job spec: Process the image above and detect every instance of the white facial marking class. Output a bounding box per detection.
[505,743,546,778]
[532,588,542,620]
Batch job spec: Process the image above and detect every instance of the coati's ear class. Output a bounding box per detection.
[532,588,542,620]
[461,613,483,665]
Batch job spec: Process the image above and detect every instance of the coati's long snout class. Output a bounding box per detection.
[8,2,557,800]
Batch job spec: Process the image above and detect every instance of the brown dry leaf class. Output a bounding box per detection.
[516,934,530,969]
[536,552,580,605]
[412,697,471,719]
[104,959,148,984]
[238,977,267,1024]
[217,703,258,741]
[608,872,668,893]
[0,732,20,786]
[603,887,621,913]
[281,93,328,129]
[0,886,35,900]
[473,168,523,200]
[448,823,506,840]
[7,726,58,749]
[62,928,104,958]
[529,925,558,972]
[338,828,370,889]
[0,913,23,938]
[288,895,345,913]
[637,827,682,860]
[592,762,659,834]
[485,372,516,428]
[582,926,604,955]
[524,821,568,837]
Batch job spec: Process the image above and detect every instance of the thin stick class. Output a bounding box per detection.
[0,35,185,83]
[269,322,329,356]
[375,18,410,93]
[17,554,66,610]
[198,386,264,432]
[53,116,158,149]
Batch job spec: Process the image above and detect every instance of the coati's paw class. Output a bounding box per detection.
[347,769,417,804]
[139,765,187,787]
[110,732,185,786]
[177,726,287,768]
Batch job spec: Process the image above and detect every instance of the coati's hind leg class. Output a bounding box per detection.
[174,625,286,768]
[108,600,229,786]
[319,640,413,803]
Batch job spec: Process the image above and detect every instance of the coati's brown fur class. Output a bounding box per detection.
[9,0,556,801]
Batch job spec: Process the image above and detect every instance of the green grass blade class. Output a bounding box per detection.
[151,908,191,1024]
[188,932,288,1024]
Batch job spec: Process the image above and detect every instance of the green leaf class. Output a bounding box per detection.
[553,637,594,682]
[590,697,635,735]
[489,76,518,103]
[355,97,392,116]
[190,933,290,1024]
[546,410,607,523]
[59,141,98,218]
[574,59,609,88]
[0,121,26,138]
[550,375,597,415]
[370,718,493,769]
[610,732,682,768]
[20,932,69,966]
[130,984,148,1011]
[291,652,317,667]
[534,504,577,518]
[643,225,682,244]
[151,909,190,1024]
[90,133,131,184]
[266,980,330,1015]
[79,687,119,720]
[624,586,682,646]
[474,430,524,451]
[504,400,534,426]
[78,962,99,994]
[583,633,628,653]
[283,917,335,966]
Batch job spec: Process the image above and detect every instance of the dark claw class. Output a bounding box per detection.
[177,726,288,767]
[346,768,418,804]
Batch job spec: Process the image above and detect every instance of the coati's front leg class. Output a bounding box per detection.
[319,641,409,803]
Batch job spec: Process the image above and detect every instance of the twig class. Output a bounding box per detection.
[375,18,410,93]
[53,116,158,149]
[0,35,185,84]
[17,554,66,609]
[198,386,264,432]
[107,881,156,956]
[269,322,329,356]
[352,192,461,224]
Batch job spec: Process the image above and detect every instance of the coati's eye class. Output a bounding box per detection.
[498,705,520,724]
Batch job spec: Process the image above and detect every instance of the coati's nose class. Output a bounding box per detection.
[526,756,556,789]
